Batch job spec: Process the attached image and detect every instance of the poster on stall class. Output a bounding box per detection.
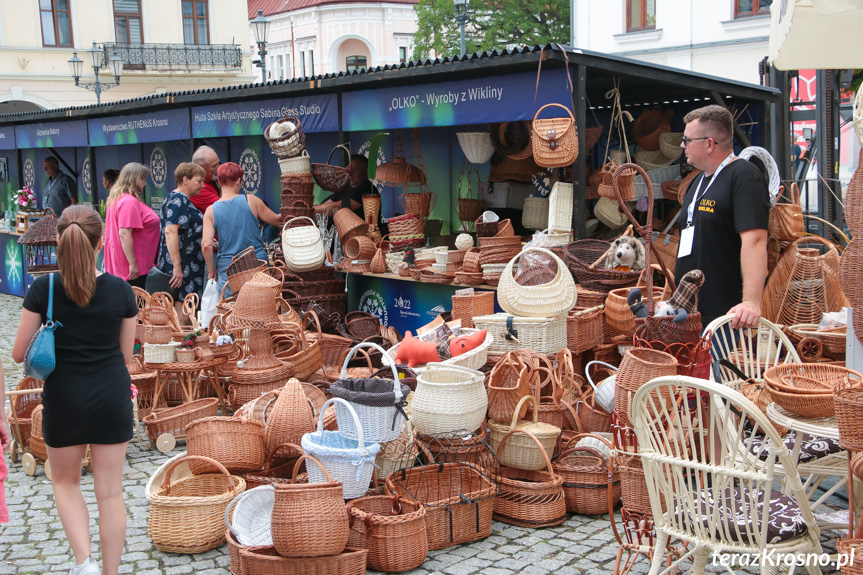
[348,273,499,335]
[342,67,573,131]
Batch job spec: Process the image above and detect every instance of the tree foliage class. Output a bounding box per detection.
[412,0,570,60]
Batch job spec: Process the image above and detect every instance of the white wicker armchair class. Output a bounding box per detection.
[631,376,823,575]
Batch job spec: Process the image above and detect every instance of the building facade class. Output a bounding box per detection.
[0,0,255,113]
[572,0,772,85]
[248,0,418,81]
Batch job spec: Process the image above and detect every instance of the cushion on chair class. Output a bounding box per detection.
[745,432,843,464]
[680,487,808,545]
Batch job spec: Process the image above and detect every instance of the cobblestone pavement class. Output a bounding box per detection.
[0,293,848,574]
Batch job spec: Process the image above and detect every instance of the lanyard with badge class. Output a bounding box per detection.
[678,154,735,258]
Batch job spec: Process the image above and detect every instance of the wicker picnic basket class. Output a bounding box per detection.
[264,112,306,158]
[385,461,498,550]
[142,398,219,446]
[762,236,849,326]
[492,428,566,527]
[346,494,428,573]
[554,433,620,514]
[497,247,575,318]
[564,239,641,293]
[472,313,567,356]
[148,455,246,554]
[270,454,350,557]
[301,398,381,499]
[410,363,487,436]
[311,144,351,193]
[451,288,495,329]
[185,416,266,474]
[488,395,560,471]
[769,183,805,242]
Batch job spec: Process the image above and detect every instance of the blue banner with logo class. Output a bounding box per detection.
[191,94,339,138]
[15,120,88,149]
[0,126,15,151]
[343,68,573,131]
[88,108,190,147]
[347,273,499,335]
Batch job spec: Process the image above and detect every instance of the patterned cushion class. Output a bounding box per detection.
[745,432,843,464]
[679,488,808,544]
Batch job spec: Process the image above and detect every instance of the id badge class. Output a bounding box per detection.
[678,226,694,258]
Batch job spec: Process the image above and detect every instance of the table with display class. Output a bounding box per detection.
[766,402,860,531]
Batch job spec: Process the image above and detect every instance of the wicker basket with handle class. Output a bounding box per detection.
[451,288,494,329]
[148,455,246,554]
[492,428,566,528]
[264,111,306,158]
[488,395,560,471]
[487,356,531,423]
[270,454,350,557]
[185,416,266,474]
[768,183,805,242]
[496,247,576,318]
[311,144,350,193]
[554,433,620,515]
[346,495,428,573]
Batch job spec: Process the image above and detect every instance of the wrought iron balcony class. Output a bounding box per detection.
[102,42,243,72]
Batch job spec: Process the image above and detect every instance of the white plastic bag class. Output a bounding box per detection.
[201,279,219,328]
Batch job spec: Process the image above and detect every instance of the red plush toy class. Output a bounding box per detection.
[395,329,487,368]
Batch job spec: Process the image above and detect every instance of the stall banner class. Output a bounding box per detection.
[0,232,25,296]
[347,273,499,335]
[0,150,19,212]
[88,109,190,147]
[143,140,190,204]
[343,68,573,131]
[0,126,15,151]
[192,94,338,138]
[15,120,88,149]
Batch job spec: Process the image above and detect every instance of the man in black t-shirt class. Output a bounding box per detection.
[676,105,769,329]
[315,153,376,221]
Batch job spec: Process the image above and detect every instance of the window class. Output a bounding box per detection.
[346,55,367,72]
[626,0,656,32]
[276,55,284,80]
[399,47,407,64]
[182,0,209,44]
[40,0,73,47]
[735,0,772,18]
[300,51,306,76]
[309,50,315,76]
[114,0,143,44]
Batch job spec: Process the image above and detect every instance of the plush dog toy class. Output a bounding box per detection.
[395,329,488,368]
[627,269,705,323]
[604,235,645,272]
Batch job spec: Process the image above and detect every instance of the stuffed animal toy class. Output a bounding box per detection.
[627,269,704,323]
[398,247,417,277]
[395,329,488,368]
[655,269,704,323]
[604,235,645,272]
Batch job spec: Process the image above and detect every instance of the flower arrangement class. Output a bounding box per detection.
[180,330,203,350]
[12,187,37,212]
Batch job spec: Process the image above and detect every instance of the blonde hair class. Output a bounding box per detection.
[56,205,102,307]
[107,162,149,209]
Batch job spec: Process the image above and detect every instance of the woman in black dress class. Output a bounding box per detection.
[13,206,137,575]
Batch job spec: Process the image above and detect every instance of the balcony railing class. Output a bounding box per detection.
[102,42,243,72]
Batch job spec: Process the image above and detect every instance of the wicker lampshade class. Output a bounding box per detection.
[227,271,282,329]
[373,156,426,188]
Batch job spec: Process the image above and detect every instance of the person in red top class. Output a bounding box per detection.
[190,145,221,213]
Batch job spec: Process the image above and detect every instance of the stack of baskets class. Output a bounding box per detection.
[264,113,316,224]
[388,213,425,250]
[764,363,863,419]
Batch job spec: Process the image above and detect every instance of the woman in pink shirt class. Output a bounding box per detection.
[104,163,160,288]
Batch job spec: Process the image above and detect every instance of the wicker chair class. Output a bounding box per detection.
[631,376,823,575]
[704,315,849,527]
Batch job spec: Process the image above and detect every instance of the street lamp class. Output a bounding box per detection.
[453,0,468,57]
[68,42,123,105]
[252,8,271,83]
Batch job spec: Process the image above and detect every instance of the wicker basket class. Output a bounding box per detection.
[278,151,312,175]
[185,416,266,474]
[488,395,560,471]
[614,348,678,425]
[410,363,487,436]
[496,247,576,318]
[143,342,181,364]
[400,191,437,219]
[556,434,620,514]
[487,354,531,423]
[457,132,495,164]
[240,545,368,574]
[280,172,315,195]
[270,454,350,557]
[522,196,549,231]
[265,112,306,158]
[472,313,567,356]
[142,398,219,445]
[346,495,428,573]
[564,240,641,293]
[451,288,495,329]
[148,455,246,554]
[547,182,573,233]
[311,144,351,193]
[385,462,498,550]
[334,208,370,244]
[492,428,566,528]
[567,305,604,354]
[768,183,805,242]
[765,363,863,419]
[7,376,42,449]
[658,132,684,158]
